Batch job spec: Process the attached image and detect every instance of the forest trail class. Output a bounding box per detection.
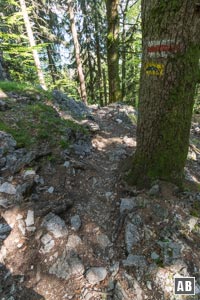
[1,96,200,300]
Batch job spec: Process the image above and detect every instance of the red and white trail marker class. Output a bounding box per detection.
[147,40,181,58]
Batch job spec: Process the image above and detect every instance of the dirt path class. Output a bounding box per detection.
[1,103,200,300]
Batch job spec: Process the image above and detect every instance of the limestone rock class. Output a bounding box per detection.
[41,213,68,238]
[86,267,107,284]
[0,182,16,195]
[70,215,81,231]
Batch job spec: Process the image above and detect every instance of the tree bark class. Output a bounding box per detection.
[127,0,200,187]
[68,0,87,104]
[103,68,108,106]
[94,0,104,106]
[121,0,130,102]
[46,45,58,84]
[81,0,95,102]
[106,0,121,103]
[19,0,47,90]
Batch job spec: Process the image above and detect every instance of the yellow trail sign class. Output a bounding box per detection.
[145,62,164,76]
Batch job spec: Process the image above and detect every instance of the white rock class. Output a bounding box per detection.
[41,233,55,253]
[26,226,36,232]
[48,186,54,193]
[0,182,16,195]
[25,210,34,227]
[41,233,53,245]
[66,234,82,249]
[63,161,70,168]
[70,215,81,231]
[16,214,23,220]
[96,234,111,249]
[41,212,68,238]
[23,169,36,178]
[116,119,123,124]
[86,267,107,284]
[120,198,137,214]
[18,220,26,236]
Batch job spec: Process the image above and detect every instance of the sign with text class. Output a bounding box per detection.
[174,277,195,295]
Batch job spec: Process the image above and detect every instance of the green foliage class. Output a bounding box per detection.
[0,80,52,100]
[0,100,87,149]
[190,200,200,218]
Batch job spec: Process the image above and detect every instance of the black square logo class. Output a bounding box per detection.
[174,277,195,295]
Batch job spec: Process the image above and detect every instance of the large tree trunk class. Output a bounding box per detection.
[106,0,121,103]
[127,0,200,187]
[19,0,47,90]
[68,0,87,104]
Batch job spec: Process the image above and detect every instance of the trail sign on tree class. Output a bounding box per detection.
[127,0,200,187]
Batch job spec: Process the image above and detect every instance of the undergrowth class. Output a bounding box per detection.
[0,101,87,149]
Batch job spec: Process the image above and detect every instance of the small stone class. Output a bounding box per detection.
[17,243,23,248]
[96,233,111,249]
[0,182,16,195]
[18,220,26,236]
[116,119,122,124]
[70,215,81,231]
[0,223,11,235]
[105,192,112,199]
[125,222,141,253]
[48,186,54,193]
[64,161,70,168]
[23,169,36,178]
[151,252,160,260]
[86,267,107,284]
[122,255,147,268]
[146,281,152,290]
[186,216,198,232]
[149,184,160,196]
[16,214,23,220]
[110,262,120,277]
[107,280,115,291]
[41,233,55,253]
[25,210,34,227]
[120,198,137,214]
[66,234,82,249]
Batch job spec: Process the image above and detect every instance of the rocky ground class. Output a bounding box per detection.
[0,91,200,300]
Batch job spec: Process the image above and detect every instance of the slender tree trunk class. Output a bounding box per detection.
[68,0,87,104]
[0,51,10,80]
[94,0,104,106]
[103,68,108,106]
[81,0,95,102]
[121,0,129,102]
[19,0,47,90]
[106,0,121,103]
[127,0,200,187]
[46,45,57,84]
